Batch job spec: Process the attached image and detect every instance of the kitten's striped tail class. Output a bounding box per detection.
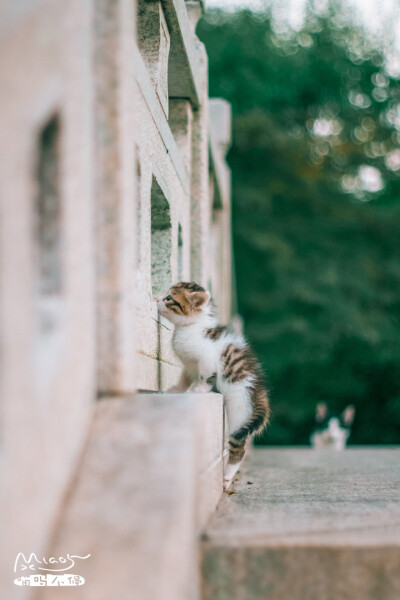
[228,387,270,464]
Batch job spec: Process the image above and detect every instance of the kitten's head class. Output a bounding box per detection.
[311,403,356,449]
[156,281,211,325]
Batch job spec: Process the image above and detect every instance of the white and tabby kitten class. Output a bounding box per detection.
[157,281,270,489]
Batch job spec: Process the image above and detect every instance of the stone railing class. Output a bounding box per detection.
[0,1,232,598]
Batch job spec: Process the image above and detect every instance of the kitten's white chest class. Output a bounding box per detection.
[172,325,217,377]
[173,326,203,360]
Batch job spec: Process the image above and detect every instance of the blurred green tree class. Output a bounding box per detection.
[198,1,400,444]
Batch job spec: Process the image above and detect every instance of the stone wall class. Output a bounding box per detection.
[0,0,232,598]
[132,0,232,392]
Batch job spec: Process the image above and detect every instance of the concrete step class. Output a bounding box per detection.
[201,448,400,600]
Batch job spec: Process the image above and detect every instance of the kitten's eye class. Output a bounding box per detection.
[165,295,172,301]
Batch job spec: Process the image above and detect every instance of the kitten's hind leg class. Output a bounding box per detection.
[224,461,242,491]
[187,372,216,393]
[224,437,246,491]
[188,379,212,393]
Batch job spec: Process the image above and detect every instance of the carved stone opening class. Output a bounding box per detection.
[151,177,171,296]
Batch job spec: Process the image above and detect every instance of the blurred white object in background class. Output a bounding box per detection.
[310,403,356,450]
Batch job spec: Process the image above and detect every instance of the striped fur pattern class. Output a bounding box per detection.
[157,281,270,487]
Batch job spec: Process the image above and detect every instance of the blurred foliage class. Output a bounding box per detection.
[198,1,400,444]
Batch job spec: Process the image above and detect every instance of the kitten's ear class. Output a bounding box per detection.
[190,290,210,309]
[342,405,355,425]
[316,402,327,422]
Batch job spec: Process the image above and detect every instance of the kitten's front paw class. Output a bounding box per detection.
[166,385,181,393]
[188,382,212,393]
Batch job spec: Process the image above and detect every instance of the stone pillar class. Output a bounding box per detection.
[209,98,232,322]
[94,0,137,395]
[185,1,204,32]
[190,42,210,287]
[169,99,193,177]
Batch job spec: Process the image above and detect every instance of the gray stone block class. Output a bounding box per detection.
[202,448,400,600]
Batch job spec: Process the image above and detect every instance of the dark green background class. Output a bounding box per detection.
[198,2,400,445]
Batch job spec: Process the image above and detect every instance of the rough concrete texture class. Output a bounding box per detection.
[37,393,224,600]
[202,448,400,600]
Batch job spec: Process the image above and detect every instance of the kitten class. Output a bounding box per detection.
[310,402,355,450]
[156,281,270,489]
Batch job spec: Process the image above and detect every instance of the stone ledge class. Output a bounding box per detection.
[37,392,224,600]
[202,447,400,600]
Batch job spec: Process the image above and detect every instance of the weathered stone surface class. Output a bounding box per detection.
[95,0,137,395]
[190,42,210,287]
[202,448,400,600]
[169,99,193,175]
[165,0,204,106]
[36,393,224,600]
[133,12,233,387]
[138,0,170,117]
[195,393,225,530]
